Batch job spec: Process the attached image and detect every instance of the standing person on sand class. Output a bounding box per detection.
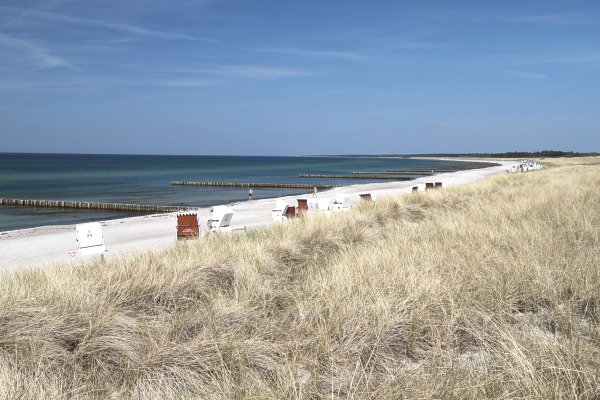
[248,187,253,201]
[313,186,318,198]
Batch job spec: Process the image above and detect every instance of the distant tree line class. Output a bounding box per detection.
[331,150,599,158]
[404,151,600,158]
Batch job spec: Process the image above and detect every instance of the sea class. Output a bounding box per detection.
[0,153,451,232]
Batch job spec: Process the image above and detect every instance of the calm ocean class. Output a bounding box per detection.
[0,153,449,231]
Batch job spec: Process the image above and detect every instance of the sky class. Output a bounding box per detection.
[0,0,599,156]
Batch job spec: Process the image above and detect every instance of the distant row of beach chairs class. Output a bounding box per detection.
[176,181,444,240]
[70,160,546,257]
[71,181,447,257]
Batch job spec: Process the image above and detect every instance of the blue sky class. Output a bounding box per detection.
[1,0,599,156]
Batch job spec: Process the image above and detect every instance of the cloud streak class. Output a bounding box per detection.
[215,65,320,79]
[23,10,217,42]
[501,70,547,79]
[0,33,71,69]
[259,47,367,61]
[509,13,600,26]
[155,65,321,80]
[159,78,224,87]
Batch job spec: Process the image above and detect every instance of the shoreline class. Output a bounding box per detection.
[0,160,514,273]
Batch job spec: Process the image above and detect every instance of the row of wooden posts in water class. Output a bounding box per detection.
[171,181,338,189]
[2,163,477,213]
[298,174,414,180]
[0,198,196,213]
[1,182,444,214]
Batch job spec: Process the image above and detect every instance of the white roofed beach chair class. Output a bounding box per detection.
[272,199,289,221]
[332,195,350,212]
[207,205,234,234]
[308,198,330,213]
[76,222,106,256]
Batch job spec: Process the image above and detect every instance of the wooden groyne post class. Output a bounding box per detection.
[171,181,338,189]
[0,198,195,213]
[299,174,414,181]
[351,171,434,176]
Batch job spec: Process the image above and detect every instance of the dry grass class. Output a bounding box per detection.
[1,157,600,399]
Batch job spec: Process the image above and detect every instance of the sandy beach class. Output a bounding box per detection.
[0,160,514,273]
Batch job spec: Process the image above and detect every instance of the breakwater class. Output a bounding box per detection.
[386,169,455,173]
[299,174,413,181]
[350,171,435,175]
[404,161,498,170]
[0,198,195,213]
[171,181,338,189]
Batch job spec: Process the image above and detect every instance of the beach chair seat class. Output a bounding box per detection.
[272,199,289,221]
[332,195,350,212]
[296,199,308,216]
[317,198,330,211]
[76,222,106,255]
[286,206,297,219]
[307,198,320,213]
[308,198,330,213]
[208,205,234,234]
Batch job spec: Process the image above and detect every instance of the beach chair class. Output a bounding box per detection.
[207,205,234,234]
[308,198,330,213]
[297,198,308,216]
[425,182,435,191]
[435,182,443,189]
[318,198,330,211]
[307,198,320,213]
[272,199,289,222]
[332,195,350,212]
[286,206,297,219]
[359,193,376,201]
[176,212,200,240]
[75,222,106,256]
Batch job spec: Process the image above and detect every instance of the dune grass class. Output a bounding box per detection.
[1,157,599,399]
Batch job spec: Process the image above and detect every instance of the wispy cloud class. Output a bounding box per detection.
[159,65,320,80]
[515,51,600,67]
[23,10,217,42]
[259,47,367,61]
[509,13,600,26]
[448,50,600,73]
[502,70,547,79]
[159,78,224,87]
[212,65,322,79]
[0,33,72,69]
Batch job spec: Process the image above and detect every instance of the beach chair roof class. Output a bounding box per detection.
[212,205,234,227]
[308,198,330,211]
[275,199,289,211]
[335,195,350,205]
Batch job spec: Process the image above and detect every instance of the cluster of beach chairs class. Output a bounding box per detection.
[510,160,544,173]
[175,182,443,239]
[71,181,445,257]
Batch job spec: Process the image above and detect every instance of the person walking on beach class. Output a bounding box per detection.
[313,186,318,198]
[248,187,253,201]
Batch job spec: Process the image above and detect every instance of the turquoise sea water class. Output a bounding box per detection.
[0,153,449,231]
